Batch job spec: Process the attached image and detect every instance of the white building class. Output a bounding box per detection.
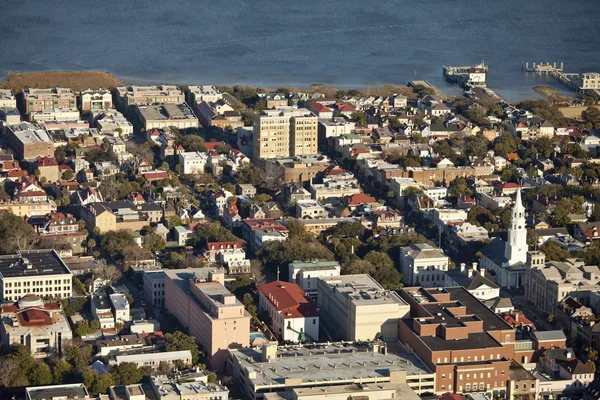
[480,188,528,288]
[80,88,112,111]
[113,350,193,371]
[0,295,73,358]
[288,259,341,298]
[295,199,328,219]
[91,293,115,329]
[179,151,209,175]
[0,89,17,108]
[399,243,450,287]
[258,281,319,342]
[109,293,130,324]
[317,274,410,341]
[0,250,72,303]
[216,248,251,274]
[94,109,133,138]
[174,225,194,246]
[188,85,223,104]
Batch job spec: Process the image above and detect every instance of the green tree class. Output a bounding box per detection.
[493,133,519,157]
[61,170,75,181]
[243,293,258,319]
[549,198,584,227]
[110,362,145,385]
[164,332,200,365]
[534,137,555,158]
[0,210,37,254]
[326,221,366,239]
[540,241,569,261]
[168,215,183,229]
[64,343,92,371]
[449,177,473,197]
[30,362,53,385]
[52,360,72,384]
[464,135,490,158]
[83,368,115,396]
[6,344,35,383]
[285,219,311,241]
[142,230,166,252]
[193,221,242,250]
[350,112,367,126]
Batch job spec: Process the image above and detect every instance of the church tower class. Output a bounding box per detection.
[504,188,528,265]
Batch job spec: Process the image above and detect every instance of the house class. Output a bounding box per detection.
[174,225,193,246]
[258,281,319,343]
[343,193,377,211]
[236,184,256,198]
[295,199,328,219]
[36,157,60,182]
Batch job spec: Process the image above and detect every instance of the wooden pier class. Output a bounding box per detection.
[522,61,581,91]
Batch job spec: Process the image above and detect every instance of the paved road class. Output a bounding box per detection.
[501,289,554,331]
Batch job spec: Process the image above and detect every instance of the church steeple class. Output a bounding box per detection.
[504,188,528,265]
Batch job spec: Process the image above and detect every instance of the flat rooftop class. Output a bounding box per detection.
[138,103,196,121]
[0,250,71,279]
[320,274,408,306]
[289,259,341,271]
[292,382,421,400]
[231,342,433,387]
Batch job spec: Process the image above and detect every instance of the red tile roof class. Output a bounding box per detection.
[505,153,520,160]
[36,157,58,167]
[243,218,288,232]
[310,103,332,113]
[502,182,520,189]
[207,241,243,250]
[344,193,376,206]
[500,311,536,330]
[19,309,52,326]
[205,141,225,150]
[143,171,170,181]
[258,281,318,319]
[335,103,355,112]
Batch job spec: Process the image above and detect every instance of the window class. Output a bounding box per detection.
[466,384,471,391]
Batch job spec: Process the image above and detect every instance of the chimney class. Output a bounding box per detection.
[480,267,485,278]
[460,263,466,272]
[515,312,519,322]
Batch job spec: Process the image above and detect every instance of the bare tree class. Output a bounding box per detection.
[0,357,20,387]
[94,265,122,285]
[250,259,266,285]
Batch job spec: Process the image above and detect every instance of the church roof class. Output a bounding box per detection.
[481,238,508,267]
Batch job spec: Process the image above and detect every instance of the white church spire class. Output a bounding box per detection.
[504,187,528,265]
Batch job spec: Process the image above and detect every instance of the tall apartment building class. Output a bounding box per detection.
[290,113,318,156]
[143,270,165,307]
[399,287,520,395]
[317,274,410,341]
[116,85,184,107]
[252,109,318,160]
[79,88,113,111]
[164,268,250,369]
[0,250,72,303]
[0,295,73,357]
[21,88,76,116]
[400,243,451,287]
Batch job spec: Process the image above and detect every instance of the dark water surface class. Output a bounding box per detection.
[1,0,599,100]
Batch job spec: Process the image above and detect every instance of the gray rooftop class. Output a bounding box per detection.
[0,250,71,279]
[533,330,567,342]
[319,274,408,306]
[230,342,433,388]
[26,384,89,400]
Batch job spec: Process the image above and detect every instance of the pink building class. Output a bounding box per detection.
[164,268,250,370]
